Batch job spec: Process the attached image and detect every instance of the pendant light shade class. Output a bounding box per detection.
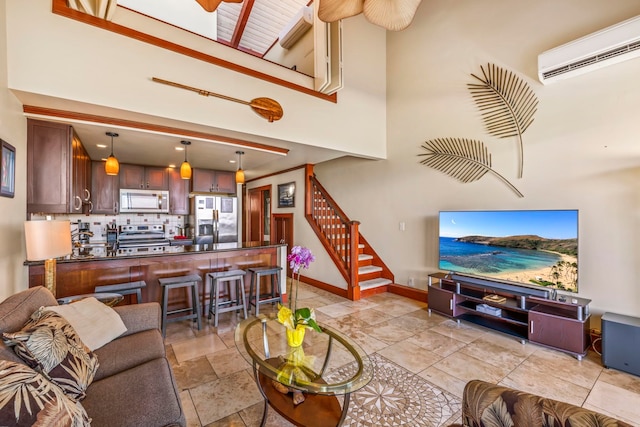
[180,140,192,180]
[235,151,245,184]
[105,132,119,176]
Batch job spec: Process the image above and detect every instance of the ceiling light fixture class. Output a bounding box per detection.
[180,140,192,180]
[105,132,120,176]
[235,151,245,184]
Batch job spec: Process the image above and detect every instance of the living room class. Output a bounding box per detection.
[1,0,640,425]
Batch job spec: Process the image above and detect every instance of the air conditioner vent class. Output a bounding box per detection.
[538,15,640,84]
[542,41,640,80]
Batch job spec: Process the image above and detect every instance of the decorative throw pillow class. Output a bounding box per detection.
[46,297,127,351]
[0,360,91,426]
[2,308,99,401]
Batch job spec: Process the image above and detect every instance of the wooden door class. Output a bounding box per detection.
[247,185,271,242]
[27,119,72,214]
[145,167,169,190]
[272,213,294,277]
[119,164,145,189]
[192,168,215,192]
[91,161,119,214]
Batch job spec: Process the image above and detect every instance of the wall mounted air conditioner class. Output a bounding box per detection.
[538,14,640,84]
[279,5,313,49]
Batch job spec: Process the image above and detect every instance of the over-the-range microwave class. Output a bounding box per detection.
[119,189,169,213]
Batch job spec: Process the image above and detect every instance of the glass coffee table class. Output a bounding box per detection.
[235,315,373,427]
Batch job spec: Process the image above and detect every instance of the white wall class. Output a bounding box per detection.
[0,3,29,300]
[315,0,640,323]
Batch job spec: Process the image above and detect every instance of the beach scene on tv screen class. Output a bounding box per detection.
[439,210,578,292]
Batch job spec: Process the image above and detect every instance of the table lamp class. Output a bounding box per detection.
[24,219,72,297]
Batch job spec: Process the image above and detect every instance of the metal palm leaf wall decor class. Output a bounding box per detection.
[418,137,523,198]
[468,63,538,179]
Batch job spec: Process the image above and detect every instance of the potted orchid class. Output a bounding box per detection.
[277,245,321,347]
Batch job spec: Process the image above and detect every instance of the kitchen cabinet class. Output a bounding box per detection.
[119,164,169,190]
[27,119,91,214]
[168,168,189,215]
[91,161,119,214]
[192,168,236,194]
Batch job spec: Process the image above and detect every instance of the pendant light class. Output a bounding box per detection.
[180,140,192,180]
[235,150,245,184]
[105,132,119,176]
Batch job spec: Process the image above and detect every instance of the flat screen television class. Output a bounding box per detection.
[439,210,578,293]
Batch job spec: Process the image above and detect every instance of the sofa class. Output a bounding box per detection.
[0,286,185,427]
[450,379,631,427]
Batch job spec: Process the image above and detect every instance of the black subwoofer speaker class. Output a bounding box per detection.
[601,312,640,377]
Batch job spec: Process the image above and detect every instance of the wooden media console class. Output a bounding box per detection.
[428,272,591,359]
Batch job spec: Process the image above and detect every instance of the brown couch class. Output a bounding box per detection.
[451,380,631,427]
[0,286,185,427]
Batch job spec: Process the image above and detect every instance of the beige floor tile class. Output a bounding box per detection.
[430,319,487,344]
[316,301,362,318]
[181,390,202,427]
[417,366,468,398]
[203,413,247,427]
[370,299,426,317]
[172,333,229,363]
[174,356,219,390]
[598,367,640,394]
[361,319,417,344]
[524,346,603,389]
[500,361,590,407]
[190,370,263,425]
[348,308,397,325]
[239,401,296,427]
[406,329,467,357]
[207,346,252,378]
[376,340,442,373]
[583,381,640,426]
[432,351,511,384]
[459,338,528,371]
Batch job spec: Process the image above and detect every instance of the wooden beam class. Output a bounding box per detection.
[230,0,255,48]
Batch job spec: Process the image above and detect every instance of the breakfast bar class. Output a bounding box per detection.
[26,242,288,313]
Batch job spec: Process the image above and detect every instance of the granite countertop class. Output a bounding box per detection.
[24,241,286,265]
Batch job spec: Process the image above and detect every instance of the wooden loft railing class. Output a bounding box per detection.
[305,166,361,300]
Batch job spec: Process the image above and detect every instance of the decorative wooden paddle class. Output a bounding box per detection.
[152,77,283,122]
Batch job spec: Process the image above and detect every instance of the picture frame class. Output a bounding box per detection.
[220,197,234,213]
[277,182,295,208]
[1,140,15,198]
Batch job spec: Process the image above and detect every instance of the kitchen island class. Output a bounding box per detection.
[27,242,287,312]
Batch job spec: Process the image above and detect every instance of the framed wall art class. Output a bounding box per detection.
[278,182,295,208]
[1,140,15,198]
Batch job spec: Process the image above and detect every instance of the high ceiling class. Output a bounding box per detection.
[119,0,310,58]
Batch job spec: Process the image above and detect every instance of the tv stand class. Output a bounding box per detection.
[427,272,591,359]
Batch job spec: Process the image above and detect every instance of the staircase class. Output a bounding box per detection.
[304,167,393,300]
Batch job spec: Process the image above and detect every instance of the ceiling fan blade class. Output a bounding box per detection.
[195,0,223,12]
[318,0,364,23]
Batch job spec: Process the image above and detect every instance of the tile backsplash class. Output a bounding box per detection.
[30,213,188,242]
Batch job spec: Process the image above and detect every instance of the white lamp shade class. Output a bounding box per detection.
[24,220,72,261]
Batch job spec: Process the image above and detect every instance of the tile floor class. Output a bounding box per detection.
[164,282,640,426]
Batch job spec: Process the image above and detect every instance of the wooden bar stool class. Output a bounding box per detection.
[158,274,202,337]
[206,269,248,327]
[95,280,146,304]
[248,266,283,316]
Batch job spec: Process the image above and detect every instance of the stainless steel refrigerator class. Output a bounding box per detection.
[189,195,238,244]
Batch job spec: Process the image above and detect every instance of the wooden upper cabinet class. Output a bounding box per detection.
[27,119,91,214]
[168,168,189,215]
[192,168,236,194]
[91,161,119,214]
[119,164,168,190]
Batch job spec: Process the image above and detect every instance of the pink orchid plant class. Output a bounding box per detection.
[277,246,321,333]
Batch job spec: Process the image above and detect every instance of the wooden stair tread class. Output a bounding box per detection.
[360,278,392,290]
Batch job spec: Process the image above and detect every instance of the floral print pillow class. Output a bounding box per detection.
[2,308,99,401]
[0,360,91,426]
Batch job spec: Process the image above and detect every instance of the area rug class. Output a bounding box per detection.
[326,353,462,426]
